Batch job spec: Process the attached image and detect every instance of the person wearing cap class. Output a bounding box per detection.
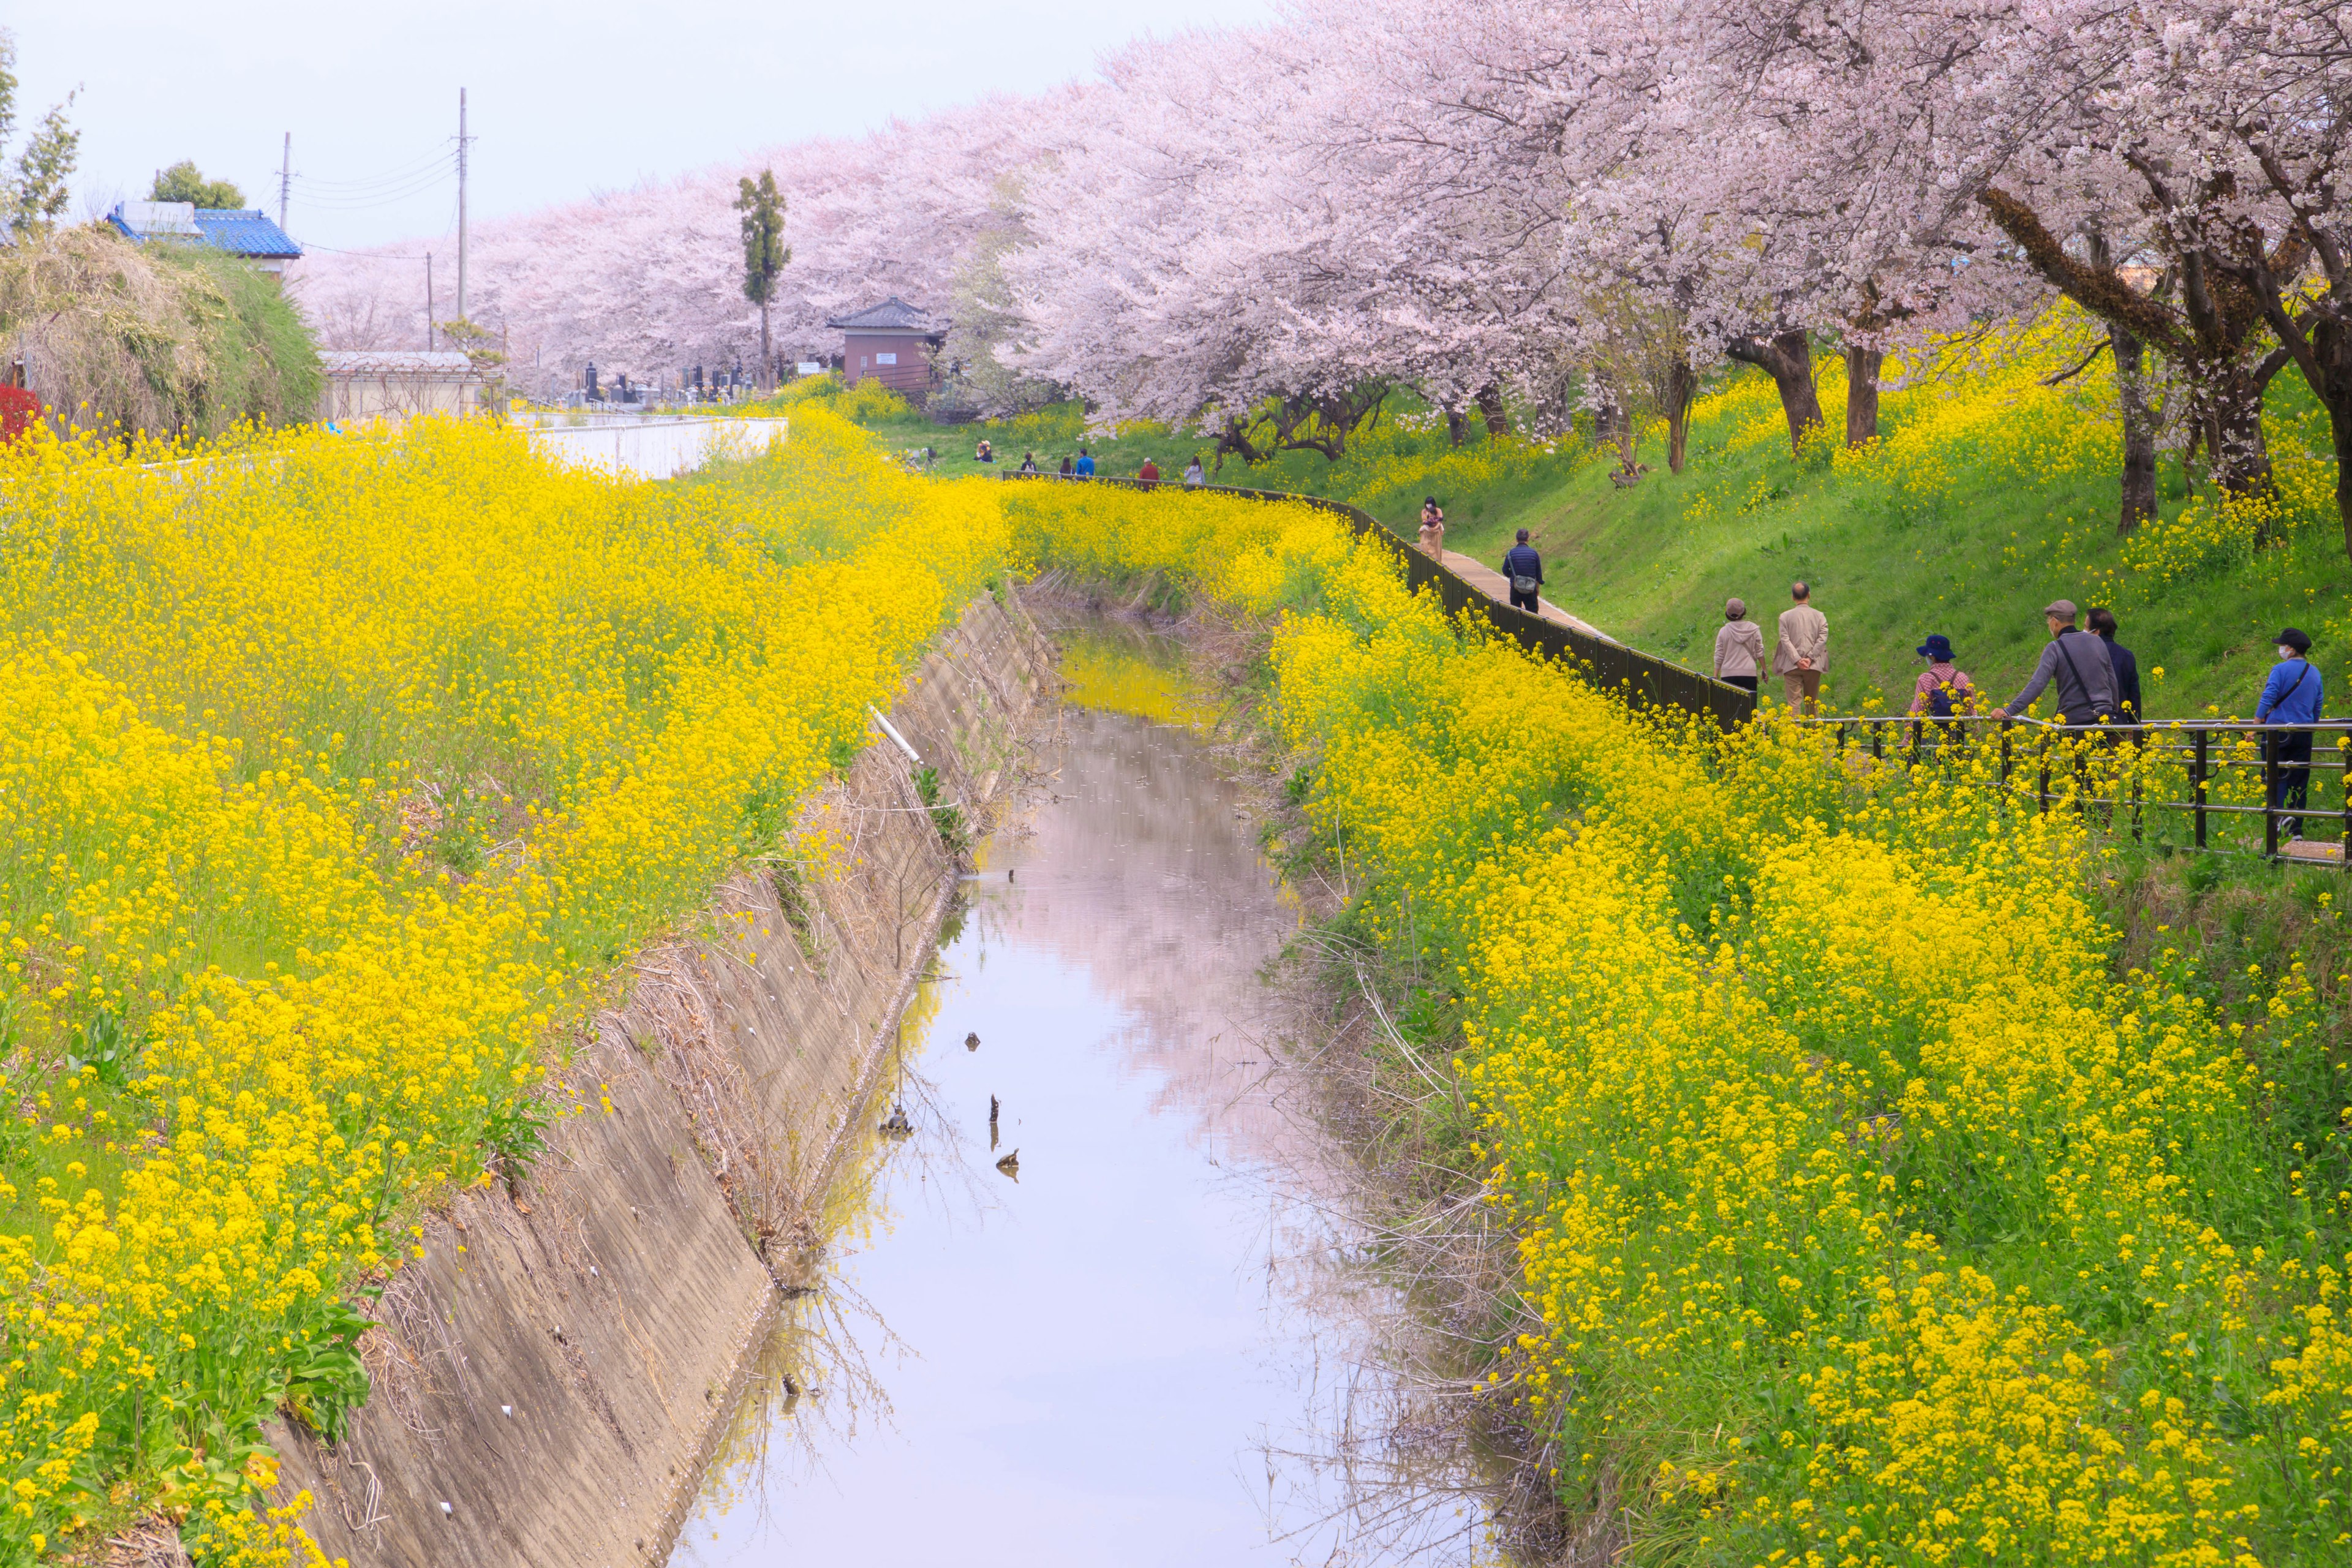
[1714,598,1764,694]
[1771,581,1829,713]
[1905,634,1976,717]
[1992,600,2117,728]
[2258,626,2323,839]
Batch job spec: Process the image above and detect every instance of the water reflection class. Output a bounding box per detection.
[671,631,1496,1567]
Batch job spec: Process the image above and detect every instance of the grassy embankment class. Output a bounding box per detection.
[0,409,1007,1564]
[1001,478,2352,1566]
[799,308,2348,722]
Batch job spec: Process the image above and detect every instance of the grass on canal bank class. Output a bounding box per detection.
[805,303,2350,723]
[1005,476,2352,1566]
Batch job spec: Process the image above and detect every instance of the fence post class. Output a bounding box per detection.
[2037,731,2051,816]
[2190,729,2209,848]
[2000,718,2013,794]
[1872,721,1883,762]
[2264,727,2280,859]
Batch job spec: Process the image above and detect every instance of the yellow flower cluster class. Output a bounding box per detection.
[1014,489,2352,1564]
[0,408,1006,1561]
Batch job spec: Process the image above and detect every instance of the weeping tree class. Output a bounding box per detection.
[0,225,322,440]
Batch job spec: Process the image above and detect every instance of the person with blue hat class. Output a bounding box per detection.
[1905,633,1976,718]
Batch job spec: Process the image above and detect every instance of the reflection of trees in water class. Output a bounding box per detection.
[989,706,1306,1167]
[688,1039,993,1533]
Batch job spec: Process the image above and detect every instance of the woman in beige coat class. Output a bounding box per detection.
[1714,598,1765,695]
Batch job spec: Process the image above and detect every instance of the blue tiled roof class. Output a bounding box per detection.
[192,209,302,258]
[107,203,301,260]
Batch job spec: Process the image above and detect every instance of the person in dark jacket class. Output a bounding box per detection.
[2087,607,2141,726]
[1993,599,2117,728]
[1501,529,1543,614]
[2258,625,2324,839]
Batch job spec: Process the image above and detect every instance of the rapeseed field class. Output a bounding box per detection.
[1007,481,2352,1566]
[9,414,2345,1566]
[0,409,1005,1561]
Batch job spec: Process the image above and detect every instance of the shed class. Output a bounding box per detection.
[107,202,304,281]
[826,296,945,405]
[317,350,483,425]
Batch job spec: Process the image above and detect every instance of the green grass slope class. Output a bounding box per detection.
[833,317,2347,722]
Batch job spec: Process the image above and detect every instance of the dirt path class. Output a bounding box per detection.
[1438,549,1615,643]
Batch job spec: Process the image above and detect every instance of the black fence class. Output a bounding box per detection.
[1005,470,1758,733]
[1802,712,2352,865]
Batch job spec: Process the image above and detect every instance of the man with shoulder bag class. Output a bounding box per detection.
[1992,600,2117,730]
[2258,626,2325,840]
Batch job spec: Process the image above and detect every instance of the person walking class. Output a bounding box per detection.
[1138,457,1160,488]
[1713,598,1764,694]
[1905,633,1975,717]
[1418,497,1447,560]
[1501,529,1544,614]
[1772,581,1829,713]
[1183,456,1206,488]
[1074,447,1096,478]
[2257,626,2324,840]
[2087,607,2141,725]
[1991,600,2117,727]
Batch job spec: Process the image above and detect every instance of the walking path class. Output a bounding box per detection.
[1439,550,1615,644]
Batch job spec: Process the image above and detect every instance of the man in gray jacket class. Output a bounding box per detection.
[1992,599,2117,727]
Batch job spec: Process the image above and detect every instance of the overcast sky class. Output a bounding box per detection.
[12,0,1273,255]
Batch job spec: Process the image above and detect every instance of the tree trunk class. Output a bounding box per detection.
[1475,383,1510,437]
[2207,370,2274,516]
[2114,326,2157,533]
[1843,344,1882,447]
[1665,356,1695,475]
[1725,330,1823,455]
[759,301,774,396]
[1446,406,1467,448]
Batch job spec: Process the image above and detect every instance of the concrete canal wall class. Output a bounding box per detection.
[266,590,1055,1567]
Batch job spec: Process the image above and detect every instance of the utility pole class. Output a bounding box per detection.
[456,88,470,325]
[426,253,435,351]
[278,133,292,230]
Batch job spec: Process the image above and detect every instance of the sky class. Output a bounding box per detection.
[11,0,1275,255]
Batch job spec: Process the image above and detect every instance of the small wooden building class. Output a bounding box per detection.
[827,297,945,405]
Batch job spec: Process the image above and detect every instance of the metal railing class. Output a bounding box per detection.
[1800,712,2352,864]
[1003,470,1759,733]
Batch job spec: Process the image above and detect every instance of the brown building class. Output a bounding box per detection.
[827,296,946,404]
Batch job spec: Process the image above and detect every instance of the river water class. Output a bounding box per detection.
[670,630,1487,1567]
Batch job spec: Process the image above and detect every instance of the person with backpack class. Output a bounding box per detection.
[1501,529,1543,614]
[2257,626,2324,839]
[1991,600,2117,728]
[1713,598,1764,694]
[1904,634,1975,718]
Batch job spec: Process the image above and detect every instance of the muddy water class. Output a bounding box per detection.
[671,631,1485,1566]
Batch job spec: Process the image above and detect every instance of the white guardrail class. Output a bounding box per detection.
[519,415,783,479]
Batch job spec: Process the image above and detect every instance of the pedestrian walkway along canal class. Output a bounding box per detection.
[668,625,1494,1566]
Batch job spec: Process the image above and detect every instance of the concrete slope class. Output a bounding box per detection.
[265,590,1054,1568]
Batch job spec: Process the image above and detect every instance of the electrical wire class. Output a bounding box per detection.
[293,143,458,192]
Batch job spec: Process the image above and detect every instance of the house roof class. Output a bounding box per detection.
[319,350,481,379]
[108,202,303,260]
[824,295,942,334]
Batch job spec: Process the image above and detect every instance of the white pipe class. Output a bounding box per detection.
[868,705,922,766]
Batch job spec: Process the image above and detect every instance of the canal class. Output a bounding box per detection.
[671,628,1490,1566]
